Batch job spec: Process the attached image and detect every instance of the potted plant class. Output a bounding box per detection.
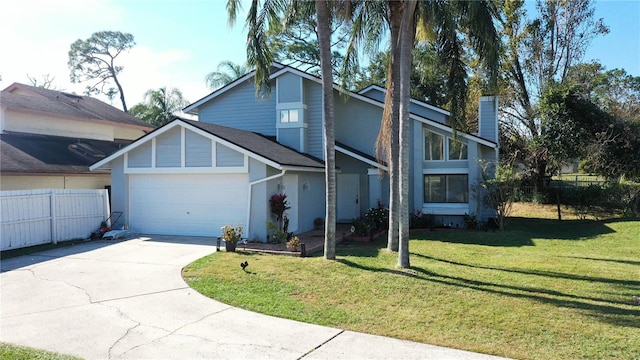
[286,236,301,252]
[221,224,243,252]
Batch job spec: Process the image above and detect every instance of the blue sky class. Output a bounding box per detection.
[1,0,638,111]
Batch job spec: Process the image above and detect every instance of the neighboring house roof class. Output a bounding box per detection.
[91,119,325,171]
[182,63,497,149]
[1,131,130,174]
[1,83,153,130]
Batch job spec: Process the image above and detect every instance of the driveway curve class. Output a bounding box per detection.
[1,235,507,360]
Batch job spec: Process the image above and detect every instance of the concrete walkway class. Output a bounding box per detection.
[1,236,508,360]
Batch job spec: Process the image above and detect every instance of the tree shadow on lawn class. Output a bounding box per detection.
[412,252,640,289]
[411,217,619,247]
[337,257,640,329]
[561,256,640,267]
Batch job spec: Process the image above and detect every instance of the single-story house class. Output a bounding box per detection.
[91,63,498,240]
[0,82,154,190]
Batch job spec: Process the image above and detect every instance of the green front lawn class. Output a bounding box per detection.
[0,343,81,360]
[183,204,640,360]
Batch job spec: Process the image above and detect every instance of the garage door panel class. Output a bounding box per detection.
[129,174,248,236]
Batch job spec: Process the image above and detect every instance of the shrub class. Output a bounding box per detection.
[351,217,372,237]
[266,221,287,243]
[409,210,436,229]
[365,206,389,231]
[463,214,479,230]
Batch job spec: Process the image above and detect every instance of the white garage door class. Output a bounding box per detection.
[129,174,248,236]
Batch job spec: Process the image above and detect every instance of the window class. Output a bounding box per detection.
[280,109,299,123]
[424,174,468,203]
[448,138,468,160]
[424,130,444,160]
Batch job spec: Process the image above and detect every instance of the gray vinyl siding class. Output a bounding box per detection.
[295,172,325,233]
[156,127,181,167]
[127,141,152,168]
[358,86,448,124]
[216,143,244,167]
[278,127,301,152]
[334,92,382,157]
[304,80,323,159]
[411,104,448,124]
[198,79,277,136]
[277,73,302,103]
[358,87,385,102]
[110,157,127,228]
[467,141,481,216]
[185,129,212,167]
[248,158,268,241]
[478,96,498,143]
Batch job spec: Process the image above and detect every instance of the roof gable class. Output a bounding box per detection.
[182,64,496,149]
[91,119,325,171]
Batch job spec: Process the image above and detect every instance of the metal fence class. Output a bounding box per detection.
[0,189,110,251]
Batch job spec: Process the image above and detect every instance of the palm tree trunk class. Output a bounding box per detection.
[316,0,336,260]
[384,0,402,252]
[397,1,417,269]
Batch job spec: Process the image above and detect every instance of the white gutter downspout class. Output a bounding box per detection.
[246,169,286,238]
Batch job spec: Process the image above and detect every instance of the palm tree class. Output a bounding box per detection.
[315,0,336,260]
[346,1,500,267]
[227,0,339,260]
[129,87,189,127]
[205,60,250,90]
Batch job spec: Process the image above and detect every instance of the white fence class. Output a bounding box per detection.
[0,189,110,251]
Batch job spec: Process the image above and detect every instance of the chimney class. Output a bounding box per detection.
[478,96,498,144]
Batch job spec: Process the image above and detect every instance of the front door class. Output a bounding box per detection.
[337,174,360,222]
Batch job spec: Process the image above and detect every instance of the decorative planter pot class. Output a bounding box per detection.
[225,241,237,252]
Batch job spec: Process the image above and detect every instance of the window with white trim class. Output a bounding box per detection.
[280,109,299,123]
[423,128,468,161]
[424,130,444,160]
[424,174,468,203]
[448,138,468,160]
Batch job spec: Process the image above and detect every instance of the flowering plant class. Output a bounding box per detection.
[269,193,290,223]
[221,224,243,244]
[286,236,301,252]
[365,205,389,230]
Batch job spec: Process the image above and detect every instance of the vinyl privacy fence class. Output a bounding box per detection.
[0,189,110,251]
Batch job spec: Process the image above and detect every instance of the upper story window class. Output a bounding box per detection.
[424,128,468,161]
[424,130,444,160]
[448,138,468,160]
[280,109,299,123]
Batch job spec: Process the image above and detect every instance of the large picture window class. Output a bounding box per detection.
[424,174,468,203]
[424,130,444,160]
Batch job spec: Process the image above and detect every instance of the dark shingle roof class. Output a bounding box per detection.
[1,132,131,174]
[0,83,153,129]
[183,120,325,169]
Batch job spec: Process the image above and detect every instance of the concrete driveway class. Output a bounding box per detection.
[1,235,507,360]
